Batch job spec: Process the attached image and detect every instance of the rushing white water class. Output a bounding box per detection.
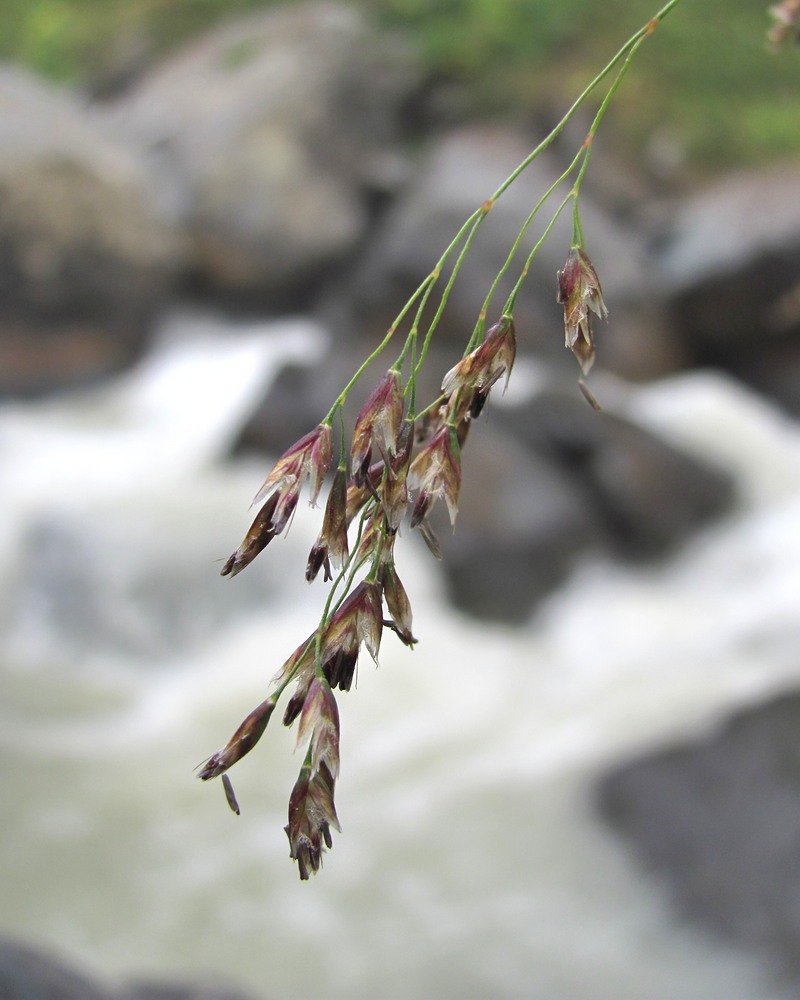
[2,318,799,999]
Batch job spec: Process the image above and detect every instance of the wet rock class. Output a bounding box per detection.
[596,689,800,979]
[105,2,419,301]
[653,164,800,407]
[0,936,256,1000]
[656,165,800,323]
[436,421,600,623]
[0,938,108,1000]
[434,383,736,623]
[122,983,254,1000]
[0,325,148,399]
[505,388,736,559]
[232,349,350,457]
[0,66,186,395]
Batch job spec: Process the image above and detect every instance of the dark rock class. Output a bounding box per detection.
[0,66,187,395]
[432,384,735,622]
[0,937,108,1000]
[233,338,451,458]
[596,689,800,979]
[654,165,800,406]
[121,982,254,1000]
[436,421,600,623]
[0,936,257,1000]
[0,325,145,399]
[503,389,737,560]
[232,349,349,457]
[742,340,800,418]
[104,3,419,302]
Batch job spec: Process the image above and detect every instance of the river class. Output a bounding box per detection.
[1,313,799,999]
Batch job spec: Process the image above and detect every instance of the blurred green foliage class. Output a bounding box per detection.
[0,0,798,169]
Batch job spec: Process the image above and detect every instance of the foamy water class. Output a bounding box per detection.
[1,320,798,999]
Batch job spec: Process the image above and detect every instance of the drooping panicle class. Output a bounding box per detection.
[557,245,607,374]
[350,370,404,486]
[198,697,277,780]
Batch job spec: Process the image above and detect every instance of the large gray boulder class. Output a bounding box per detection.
[435,383,736,623]
[596,689,800,980]
[653,164,800,413]
[0,937,254,1000]
[105,3,419,300]
[0,66,186,395]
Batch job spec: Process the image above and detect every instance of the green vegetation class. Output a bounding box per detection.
[0,0,798,169]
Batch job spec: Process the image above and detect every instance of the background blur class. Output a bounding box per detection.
[2,2,800,998]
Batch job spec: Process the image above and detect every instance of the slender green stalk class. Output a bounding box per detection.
[470,147,586,355]
[505,192,574,314]
[413,207,491,378]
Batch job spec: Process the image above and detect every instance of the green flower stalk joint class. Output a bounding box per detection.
[198,0,772,880]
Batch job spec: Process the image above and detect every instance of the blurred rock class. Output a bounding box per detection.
[436,420,600,623]
[654,164,800,410]
[232,349,352,457]
[105,2,419,302]
[122,983,255,1000]
[0,937,255,1000]
[504,388,736,558]
[596,689,800,980]
[0,66,187,395]
[435,383,736,623]
[0,938,108,1000]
